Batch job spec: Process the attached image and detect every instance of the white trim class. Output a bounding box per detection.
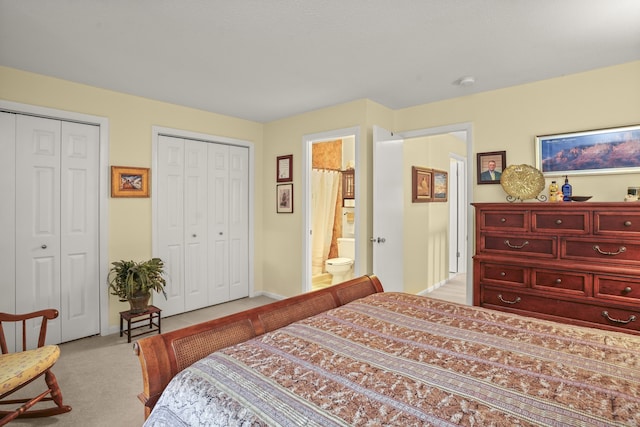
[0,99,111,336]
[302,126,361,294]
[151,126,255,299]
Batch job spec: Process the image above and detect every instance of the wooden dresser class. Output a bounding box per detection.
[473,202,640,335]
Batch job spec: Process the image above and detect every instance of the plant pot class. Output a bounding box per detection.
[128,292,151,314]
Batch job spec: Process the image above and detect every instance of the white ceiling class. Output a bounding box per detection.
[1,1,639,123]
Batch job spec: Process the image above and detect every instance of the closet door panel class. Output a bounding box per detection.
[228,146,249,300]
[156,136,185,316]
[15,115,62,346]
[184,140,209,311]
[60,121,100,342]
[208,143,230,304]
[0,112,16,350]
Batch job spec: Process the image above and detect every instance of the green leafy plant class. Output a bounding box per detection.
[108,258,167,302]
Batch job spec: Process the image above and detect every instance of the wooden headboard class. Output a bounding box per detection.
[133,275,384,418]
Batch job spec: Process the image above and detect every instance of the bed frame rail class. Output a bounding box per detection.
[133,275,384,418]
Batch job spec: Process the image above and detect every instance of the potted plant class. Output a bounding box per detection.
[108,258,167,313]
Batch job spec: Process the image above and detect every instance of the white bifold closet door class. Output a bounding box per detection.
[1,112,100,349]
[156,135,248,317]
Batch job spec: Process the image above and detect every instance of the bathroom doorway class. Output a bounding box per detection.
[302,127,360,293]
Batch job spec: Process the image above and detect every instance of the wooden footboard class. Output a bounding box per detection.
[133,275,384,418]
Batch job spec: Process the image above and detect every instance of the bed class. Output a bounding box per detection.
[135,275,640,426]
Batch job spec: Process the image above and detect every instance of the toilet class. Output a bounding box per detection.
[325,237,355,285]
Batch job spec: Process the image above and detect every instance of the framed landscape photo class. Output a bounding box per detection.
[276,183,293,213]
[477,151,506,184]
[411,166,432,203]
[535,124,640,176]
[111,166,150,198]
[277,154,293,182]
[432,169,448,202]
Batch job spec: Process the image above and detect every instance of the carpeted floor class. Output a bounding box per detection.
[7,295,275,427]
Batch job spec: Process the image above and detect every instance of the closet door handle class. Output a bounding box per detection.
[41,244,47,249]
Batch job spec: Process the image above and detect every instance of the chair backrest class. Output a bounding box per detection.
[0,309,59,354]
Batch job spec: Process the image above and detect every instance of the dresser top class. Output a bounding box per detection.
[472,202,639,210]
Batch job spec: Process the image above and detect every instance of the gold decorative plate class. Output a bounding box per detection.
[500,164,545,201]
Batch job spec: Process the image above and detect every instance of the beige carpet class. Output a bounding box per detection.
[8,295,275,427]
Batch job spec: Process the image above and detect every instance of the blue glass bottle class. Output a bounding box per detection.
[561,175,572,202]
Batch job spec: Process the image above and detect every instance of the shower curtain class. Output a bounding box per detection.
[311,169,341,276]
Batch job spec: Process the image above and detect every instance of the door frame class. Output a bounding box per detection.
[0,100,111,335]
[376,122,474,304]
[151,126,255,300]
[302,126,361,293]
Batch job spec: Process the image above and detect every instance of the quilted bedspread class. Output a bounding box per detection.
[144,292,640,426]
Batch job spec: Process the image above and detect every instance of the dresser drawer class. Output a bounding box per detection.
[531,211,589,234]
[595,275,640,304]
[480,263,527,287]
[481,287,640,333]
[532,269,589,295]
[481,233,556,258]
[594,211,640,236]
[479,211,528,231]
[562,237,640,265]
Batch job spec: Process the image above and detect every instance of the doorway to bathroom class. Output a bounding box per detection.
[302,127,360,293]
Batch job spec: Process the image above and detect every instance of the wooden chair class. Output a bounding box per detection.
[0,309,71,425]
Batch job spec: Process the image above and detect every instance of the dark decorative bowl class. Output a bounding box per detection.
[570,196,592,202]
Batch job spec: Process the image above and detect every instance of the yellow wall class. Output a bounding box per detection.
[396,61,640,202]
[2,60,639,326]
[403,134,466,294]
[0,66,264,328]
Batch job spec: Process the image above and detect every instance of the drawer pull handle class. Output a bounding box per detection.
[555,278,562,284]
[592,245,626,256]
[500,272,506,276]
[623,286,632,294]
[500,218,506,223]
[504,240,529,249]
[555,219,563,225]
[601,311,636,325]
[624,221,632,227]
[498,294,521,305]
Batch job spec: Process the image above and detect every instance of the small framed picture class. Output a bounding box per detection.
[277,154,293,182]
[477,151,506,184]
[111,166,150,198]
[432,169,448,202]
[276,183,293,213]
[411,166,432,203]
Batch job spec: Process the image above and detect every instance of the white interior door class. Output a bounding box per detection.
[156,135,186,316]
[59,121,100,342]
[184,140,209,311]
[156,135,249,315]
[15,115,63,346]
[0,112,17,350]
[208,143,230,304]
[15,115,99,347]
[372,126,404,293]
[227,145,249,301]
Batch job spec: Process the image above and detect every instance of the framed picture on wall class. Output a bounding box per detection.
[411,166,432,203]
[535,124,640,176]
[111,166,150,197]
[276,183,293,213]
[432,169,448,202]
[477,151,506,184]
[277,154,293,182]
